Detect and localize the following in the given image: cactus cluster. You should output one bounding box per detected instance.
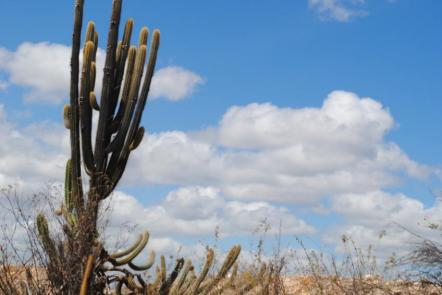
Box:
[35,0,162,292]
[33,0,277,293]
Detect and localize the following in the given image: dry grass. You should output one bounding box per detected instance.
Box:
[283,275,442,294]
[2,190,442,294]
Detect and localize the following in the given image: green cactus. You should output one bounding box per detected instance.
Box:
[36,214,56,257]
[36,1,259,293]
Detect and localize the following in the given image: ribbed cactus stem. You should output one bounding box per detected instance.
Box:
[229,262,238,286]
[107,30,160,190]
[92,31,98,60]
[110,232,144,259]
[161,255,167,283]
[64,159,73,211]
[94,0,122,172]
[170,259,192,295]
[52,0,162,292]
[79,40,96,175]
[116,41,123,64]
[139,27,148,46]
[85,21,95,43]
[129,127,144,151]
[89,91,99,111]
[111,231,149,266]
[63,104,71,129]
[200,245,241,294]
[181,267,196,292]
[188,248,214,295]
[90,62,96,92]
[128,250,155,271]
[105,44,146,153]
[150,266,163,292]
[36,214,58,262]
[159,258,184,295]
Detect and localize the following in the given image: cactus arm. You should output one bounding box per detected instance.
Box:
[135,274,147,291]
[69,0,85,213]
[128,250,155,271]
[80,255,94,295]
[169,259,192,295]
[113,29,160,185]
[161,255,167,283]
[200,245,241,294]
[79,40,96,175]
[93,31,99,61]
[229,262,238,286]
[89,91,99,111]
[94,0,122,172]
[110,232,143,259]
[188,248,214,295]
[180,267,197,294]
[108,18,134,125]
[109,46,137,135]
[111,19,134,114]
[36,214,57,258]
[105,44,146,154]
[111,20,136,130]
[159,258,185,295]
[84,21,95,43]
[126,29,160,144]
[150,266,163,292]
[63,104,71,129]
[90,62,96,94]
[64,159,73,211]
[128,127,144,151]
[138,27,148,46]
[111,231,149,266]
[105,30,159,194]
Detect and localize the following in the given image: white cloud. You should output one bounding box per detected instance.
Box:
[323,190,442,257]
[0,104,68,187]
[105,187,315,238]
[0,42,202,103]
[308,0,368,22]
[128,91,430,203]
[0,88,437,259]
[150,66,204,101]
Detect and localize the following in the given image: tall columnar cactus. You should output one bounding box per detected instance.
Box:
[35,0,256,293]
[37,0,160,292]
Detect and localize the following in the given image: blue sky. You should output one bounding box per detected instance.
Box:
[0,0,441,262]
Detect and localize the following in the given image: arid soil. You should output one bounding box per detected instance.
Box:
[4,268,442,294]
[283,276,442,295]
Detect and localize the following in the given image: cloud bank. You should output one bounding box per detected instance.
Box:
[0,42,203,103]
[0,89,438,258]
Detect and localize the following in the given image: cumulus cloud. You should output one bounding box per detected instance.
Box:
[105,187,315,239]
[0,42,203,103]
[150,66,204,101]
[308,0,368,22]
[128,91,430,203]
[323,190,442,257]
[0,88,437,257]
[0,104,68,187]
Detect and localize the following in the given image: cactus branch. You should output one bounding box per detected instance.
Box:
[94,0,122,172]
